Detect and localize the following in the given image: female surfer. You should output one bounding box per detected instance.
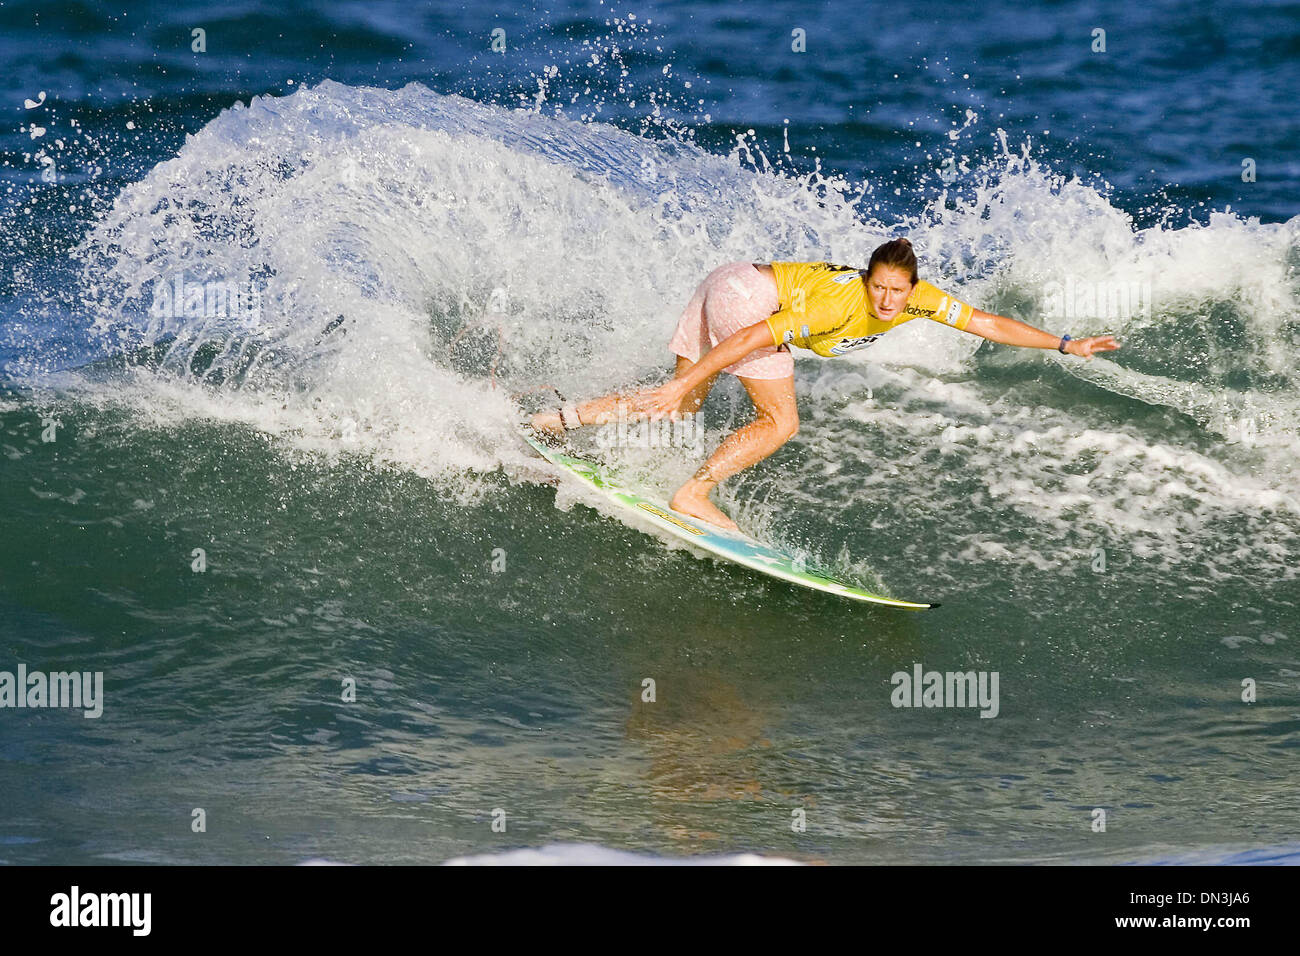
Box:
[531,238,1120,531]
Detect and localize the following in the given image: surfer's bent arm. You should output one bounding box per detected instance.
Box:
[674,322,774,391]
[963,309,1121,359]
[632,322,772,420]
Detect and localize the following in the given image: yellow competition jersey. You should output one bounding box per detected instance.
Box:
[764,261,976,357]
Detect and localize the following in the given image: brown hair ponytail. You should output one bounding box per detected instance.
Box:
[867,237,919,284]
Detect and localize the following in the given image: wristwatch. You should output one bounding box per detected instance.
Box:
[1058,334,1072,354]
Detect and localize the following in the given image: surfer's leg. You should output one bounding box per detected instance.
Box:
[530,357,713,436]
[532,270,724,436]
[669,373,798,530]
[531,378,671,435]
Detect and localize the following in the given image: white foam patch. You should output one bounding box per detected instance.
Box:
[783,356,1300,585]
[441,842,802,865]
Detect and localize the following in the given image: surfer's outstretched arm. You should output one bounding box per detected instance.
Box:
[963,309,1120,359]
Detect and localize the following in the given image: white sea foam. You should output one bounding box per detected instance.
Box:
[441,842,802,865]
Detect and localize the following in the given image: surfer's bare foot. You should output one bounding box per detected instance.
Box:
[530,410,565,438]
[670,480,738,531]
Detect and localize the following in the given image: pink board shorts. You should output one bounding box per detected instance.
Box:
[667,261,794,380]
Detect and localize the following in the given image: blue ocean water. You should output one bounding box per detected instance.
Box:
[0,0,1297,865]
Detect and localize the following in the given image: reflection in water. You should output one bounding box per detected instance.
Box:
[626,665,801,848]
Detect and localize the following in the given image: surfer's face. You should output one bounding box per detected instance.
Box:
[866,265,914,321]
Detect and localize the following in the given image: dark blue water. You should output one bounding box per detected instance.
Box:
[0,0,1297,864]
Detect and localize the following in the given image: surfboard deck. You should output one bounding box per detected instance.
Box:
[520,427,938,610]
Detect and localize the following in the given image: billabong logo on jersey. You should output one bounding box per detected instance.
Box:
[828,334,882,354]
[831,270,864,284]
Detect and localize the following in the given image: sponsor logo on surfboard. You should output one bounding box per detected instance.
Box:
[636,502,706,535]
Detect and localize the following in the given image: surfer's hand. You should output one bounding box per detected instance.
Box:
[1066,335,1120,360]
[631,379,690,421]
